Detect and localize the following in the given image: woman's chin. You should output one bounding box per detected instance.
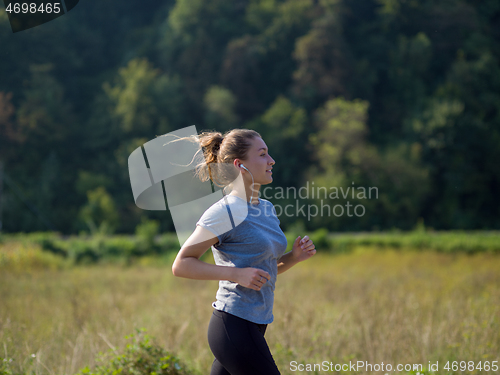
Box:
[256,174,273,185]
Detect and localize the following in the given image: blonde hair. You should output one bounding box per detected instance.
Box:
[166,129,261,187]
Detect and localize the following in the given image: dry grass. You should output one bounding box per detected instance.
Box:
[0,246,499,375]
[272,247,500,374]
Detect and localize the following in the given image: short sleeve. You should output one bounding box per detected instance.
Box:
[260,199,280,223]
[196,200,234,245]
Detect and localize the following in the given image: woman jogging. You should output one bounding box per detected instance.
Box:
[171,128,317,375]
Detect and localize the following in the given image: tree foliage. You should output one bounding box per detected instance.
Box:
[0,0,498,232]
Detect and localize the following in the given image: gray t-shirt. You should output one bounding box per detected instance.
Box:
[196,194,288,324]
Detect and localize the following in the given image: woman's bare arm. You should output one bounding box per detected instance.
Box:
[172,225,271,291]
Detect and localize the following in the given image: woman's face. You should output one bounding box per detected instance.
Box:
[238,137,275,186]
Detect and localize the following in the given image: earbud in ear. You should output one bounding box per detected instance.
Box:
[239,164,249,172]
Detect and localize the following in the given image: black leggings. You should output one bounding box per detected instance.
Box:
[207,309,281,375]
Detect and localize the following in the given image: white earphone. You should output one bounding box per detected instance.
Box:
[238,164,255,204]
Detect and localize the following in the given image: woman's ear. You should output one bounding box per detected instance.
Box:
[233,159,241,168]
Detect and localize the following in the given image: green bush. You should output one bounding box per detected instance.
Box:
[76,328,193,375]
[135,219,160,255]
[157,233,181,254]
[309,228,330,250]
[63,238,101,265]
[2,230,499,268]
[325,230,500,254]
[99,236,137,258]
[0,242,69,272]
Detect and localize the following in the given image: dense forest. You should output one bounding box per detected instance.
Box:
[0,0,499,234]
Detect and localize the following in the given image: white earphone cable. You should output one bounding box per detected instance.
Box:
[248,168,255,204]
[240,164,255,204]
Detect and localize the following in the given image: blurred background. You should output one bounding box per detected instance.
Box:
[1,2,500,375]
[1,0,499,235]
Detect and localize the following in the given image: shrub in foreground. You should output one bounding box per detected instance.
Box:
[76,328,193,375]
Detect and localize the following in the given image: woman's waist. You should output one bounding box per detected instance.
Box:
[216,282,276,305]
[215,258,278,276]
[212,299,274,324]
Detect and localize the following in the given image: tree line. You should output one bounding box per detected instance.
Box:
[0,0,499,233]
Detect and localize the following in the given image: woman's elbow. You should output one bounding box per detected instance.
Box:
[171,256,182,277]
[172,245,202,278]
[171,263,178,277]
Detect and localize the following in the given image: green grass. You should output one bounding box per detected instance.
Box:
[0,241,499,375]
[324,230,500,254]
[1,229,500,270]
[0,232,181,266]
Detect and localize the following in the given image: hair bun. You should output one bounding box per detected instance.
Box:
[211,134,223,153]
[198,132,224,164]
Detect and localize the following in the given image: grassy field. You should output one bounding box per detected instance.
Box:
[0,243,499,375]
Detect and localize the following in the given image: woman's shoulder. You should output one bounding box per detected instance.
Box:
[257,197,277,210]
[258,197,273,205]
[202,195,231,216]
[200,195,245,220]
[197,194,255,241]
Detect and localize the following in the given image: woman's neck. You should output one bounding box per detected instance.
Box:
[229,183,261,205]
